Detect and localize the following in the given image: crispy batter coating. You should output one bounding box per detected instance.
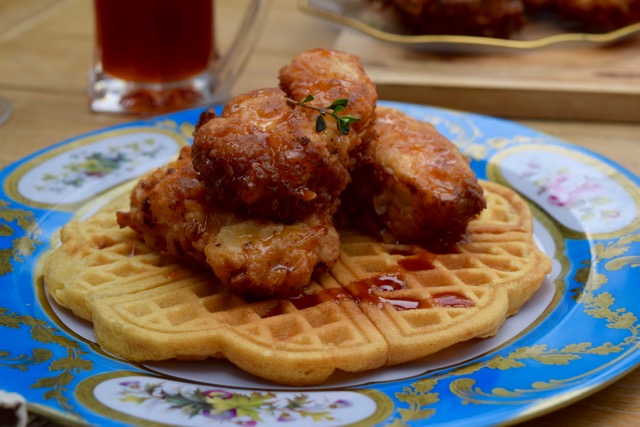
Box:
[338,107,486,246]
[117,146,213,265]
[205,214,340,299]
[117,146,340,298]
[522,0,556,13]
[389,0,527,38]
[191,87,351,222]
[279,48,378,154]
[192,48,377,223]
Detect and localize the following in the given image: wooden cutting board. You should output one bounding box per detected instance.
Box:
[334,30,640,122]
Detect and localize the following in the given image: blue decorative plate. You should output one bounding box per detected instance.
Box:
[1,102,638,427]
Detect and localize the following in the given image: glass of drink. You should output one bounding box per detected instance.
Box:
[89,0,269,115]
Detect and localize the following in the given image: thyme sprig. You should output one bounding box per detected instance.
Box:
[287,95,361,135]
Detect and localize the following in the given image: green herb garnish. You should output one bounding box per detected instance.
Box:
[288,95,361,135]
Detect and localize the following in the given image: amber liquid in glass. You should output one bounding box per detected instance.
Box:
[94,0,215,83]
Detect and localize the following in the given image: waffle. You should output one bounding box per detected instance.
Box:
[43,180,551,386]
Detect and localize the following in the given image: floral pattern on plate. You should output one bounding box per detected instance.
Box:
[3,121,191,210]
[76,374,390,427]
[489,144,640,238]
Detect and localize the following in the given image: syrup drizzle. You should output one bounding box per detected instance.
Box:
[264,273,430,317]
[345,274,428,311]
[397,251,436,271]
[262,244,474,318]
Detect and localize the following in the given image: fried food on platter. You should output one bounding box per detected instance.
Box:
[192,49,377,223]
[556,0,640,31]
[116,146,339,298]
[389,0,639,36]
[389,0,527,38]
[339,106,486,245]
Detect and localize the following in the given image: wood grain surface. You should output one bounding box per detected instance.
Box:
[0,1,638,426]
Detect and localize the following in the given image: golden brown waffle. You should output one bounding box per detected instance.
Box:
[43,180,551,386]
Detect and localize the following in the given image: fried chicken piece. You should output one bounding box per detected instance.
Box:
[205,214,339,299]
[195,107,217,130]
[338,107,486,246]
[191,87,351,222]
[522,0,556,13]
[117,146,213,265]
[120,49,376,296]
[389,0,527,38]
[279,48,378,166]
[117,146,340,298]
[556,0,640,31]
[192,49,377,223]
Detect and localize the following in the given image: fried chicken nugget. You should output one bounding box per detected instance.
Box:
[117,146,340,298]
[117,146,213,265]
[192,49,377,223]
[205,213,340,299]
[339,107,486,246]
[192,87,351,222]
[279,48,378,165]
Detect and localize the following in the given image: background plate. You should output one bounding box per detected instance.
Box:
[299,0,640,52]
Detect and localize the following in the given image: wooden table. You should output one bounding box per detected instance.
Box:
[0,1,638,426]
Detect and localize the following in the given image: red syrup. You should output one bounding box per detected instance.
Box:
[397,251,436,271]
[262,273,430,317]
[345,274,428,311]
[261,239,473,318]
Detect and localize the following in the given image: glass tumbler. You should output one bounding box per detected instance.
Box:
[89,0,269,115]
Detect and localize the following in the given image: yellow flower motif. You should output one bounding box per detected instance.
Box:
[465,144,488,161]
[180,122,195,139]
[487,137,509,149]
